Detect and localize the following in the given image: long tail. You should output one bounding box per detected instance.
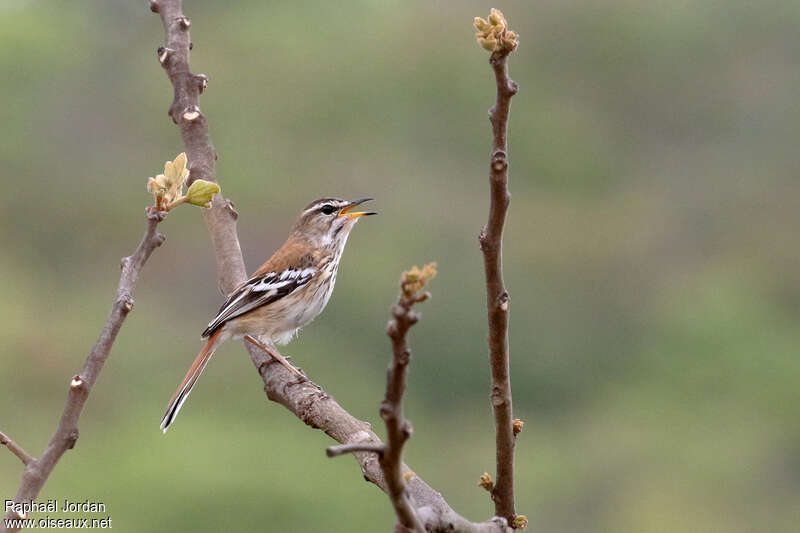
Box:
[160,330,223,433]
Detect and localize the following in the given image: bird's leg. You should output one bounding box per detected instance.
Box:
[244,335,306,381]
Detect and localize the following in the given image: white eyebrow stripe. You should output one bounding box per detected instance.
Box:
[301,201,347,216]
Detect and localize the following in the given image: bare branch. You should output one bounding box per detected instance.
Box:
[0,210,166,533]
[152,0,245,297]
[375,266,437,533]
[253,354,514,533]
[153,3,510,532]
[152,0,214,182]
[475,9,520,525]
[0,430,34,466]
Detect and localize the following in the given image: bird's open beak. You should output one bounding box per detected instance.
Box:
[339,197,377,218]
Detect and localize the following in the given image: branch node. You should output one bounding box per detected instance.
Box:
[146,207,168,221]
[65,429,79,450]
[507,80,519,96]
[182,105,202,122]
[194,73,209,93]
[391,304,404,320]
[119,295,135,313]
[512,419,524,437]
[176,16,191,30]
[156,46,173,66]
[379,401,393,421]
[478,227,488,247]
[490,385,505,407]
[70,375,85,391]
[224,198,239,219]
[148,0,159,13]
[491,150,508,172]
[497,291,509,312]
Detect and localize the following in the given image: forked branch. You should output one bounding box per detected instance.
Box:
[151,2,525,532]
[380,266,434,533]
[328,265,437,533]
[0,210,166,533]
[0,431,34,467]
[152,2,511,532]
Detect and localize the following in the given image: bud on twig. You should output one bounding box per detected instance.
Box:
[478,472,494,492]
[473,9,518,55]
[146,152,219,211]
[400,263,437,301]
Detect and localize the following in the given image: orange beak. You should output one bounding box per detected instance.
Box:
[338,198,377,218]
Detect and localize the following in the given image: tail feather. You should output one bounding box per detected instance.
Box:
[160,330,222,433]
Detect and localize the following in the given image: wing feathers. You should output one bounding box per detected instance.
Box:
[201,267,315,337]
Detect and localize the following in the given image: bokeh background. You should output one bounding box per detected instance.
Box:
[2,0,799,531]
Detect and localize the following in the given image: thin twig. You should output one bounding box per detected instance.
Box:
[255,358,508,533]
[151,0,245,296]
[477,43,519,524]
[153,2,510,532]
[379,272,433,533]
[0,430,34,466]
[329,270,433,532]
[0,210,166,533]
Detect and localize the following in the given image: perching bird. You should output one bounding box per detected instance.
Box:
[160,197,376,433]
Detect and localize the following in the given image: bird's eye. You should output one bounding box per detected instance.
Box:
[320,204,336,215]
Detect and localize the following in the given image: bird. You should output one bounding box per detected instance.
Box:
[159,197,376,433]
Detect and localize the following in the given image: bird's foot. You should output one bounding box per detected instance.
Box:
[244,335,306,381]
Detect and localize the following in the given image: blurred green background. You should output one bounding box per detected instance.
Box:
[2,0,799,531]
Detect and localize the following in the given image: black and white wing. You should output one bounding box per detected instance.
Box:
[201,267,316,337]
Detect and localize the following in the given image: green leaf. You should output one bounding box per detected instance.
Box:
[185,179,220,207]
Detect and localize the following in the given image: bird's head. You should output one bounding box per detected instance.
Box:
[292,197,376,249]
